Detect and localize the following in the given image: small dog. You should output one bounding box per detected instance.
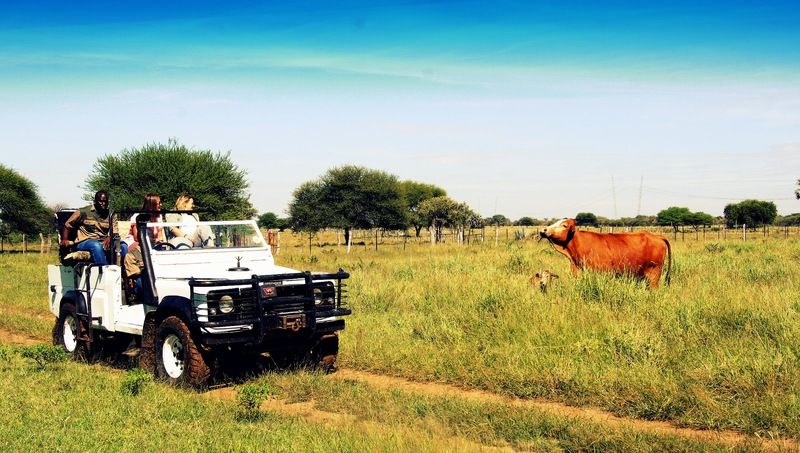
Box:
[530,270,559,293]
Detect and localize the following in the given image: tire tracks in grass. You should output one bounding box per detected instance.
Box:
[1,328,795,451]
[332,369,797,451]
[205,387,516,452]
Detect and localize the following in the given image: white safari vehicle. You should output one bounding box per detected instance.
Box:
[49,211,350,386]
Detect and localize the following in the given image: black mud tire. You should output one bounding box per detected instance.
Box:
[270,333,339,373]
[154,316,211,387]
[138,317,157,373]
[314,333,339,373]
[52,303,91,361]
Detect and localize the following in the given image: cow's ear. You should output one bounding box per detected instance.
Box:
[566,218,576,230]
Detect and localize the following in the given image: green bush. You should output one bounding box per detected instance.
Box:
[236,383,272,421]
[18,345,68,370]
[121,368,152,396]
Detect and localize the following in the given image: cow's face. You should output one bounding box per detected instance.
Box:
[539,218,576,243]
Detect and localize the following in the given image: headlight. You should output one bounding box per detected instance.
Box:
[313,287,322,305]
[219,295,234,314]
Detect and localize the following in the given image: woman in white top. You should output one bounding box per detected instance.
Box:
[166,194,214,248]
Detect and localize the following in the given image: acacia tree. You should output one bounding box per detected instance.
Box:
[398,180,446,237]
[575,212,598,227]
[288,166,407,246]
[656,206,693,232]
[0,164,51,236]
[257,212,280,229]
[418,196,479,243]
[796,178,799,200]
[723,200,777,228]
[85,140,256,219]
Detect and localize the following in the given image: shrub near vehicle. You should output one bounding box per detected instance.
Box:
[49,212,351,387]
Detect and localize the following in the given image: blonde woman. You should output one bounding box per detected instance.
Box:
[166,194,214,248]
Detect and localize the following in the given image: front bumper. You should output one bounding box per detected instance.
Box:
[188,270,351,348]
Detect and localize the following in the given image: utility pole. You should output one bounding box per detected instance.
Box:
[611,176,618,219]
[636,176,643,217]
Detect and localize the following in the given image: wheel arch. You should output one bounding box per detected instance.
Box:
[60,290,87,314]
[154,296,194,324]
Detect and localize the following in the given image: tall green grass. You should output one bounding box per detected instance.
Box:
[281,237,800,438]
[2,234,799,439]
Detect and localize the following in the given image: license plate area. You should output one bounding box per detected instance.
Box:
[279,314,306,332]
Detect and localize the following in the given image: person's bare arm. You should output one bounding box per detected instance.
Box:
[60,210,81,247]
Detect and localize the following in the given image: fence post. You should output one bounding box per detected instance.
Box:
[375,229,378,251]
[23,234,26,254]
[742,224,746,241]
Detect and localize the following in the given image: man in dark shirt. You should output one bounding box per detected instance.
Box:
[61,190,127,265]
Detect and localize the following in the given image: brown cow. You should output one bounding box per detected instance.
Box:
[530,270,559,293]
[538,218,672,288]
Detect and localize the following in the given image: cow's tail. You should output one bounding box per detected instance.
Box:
[663,238,672,286]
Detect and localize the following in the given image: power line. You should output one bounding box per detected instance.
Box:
[643,186,796,201]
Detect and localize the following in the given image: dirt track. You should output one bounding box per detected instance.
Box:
[2,328,796,451]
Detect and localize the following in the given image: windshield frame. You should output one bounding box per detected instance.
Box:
[143,219,269,253]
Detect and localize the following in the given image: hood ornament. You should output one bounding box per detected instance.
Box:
[228,256,250,272]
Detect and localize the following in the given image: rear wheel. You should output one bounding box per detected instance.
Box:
[154,316,210,387]
[52,303,91,360]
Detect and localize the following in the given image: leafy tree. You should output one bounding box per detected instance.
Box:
[0,164,51,235]
[625,215,657,227]
[776,213,800,226]
[487,214,510,226]
[656,207,693,232]
[685,211,715,230]
[288,166,407,243]
[516,216,537,226]
[398,181,446,237]
[575,212,598,227]
[796,178,799,200]
[257,212,279,229]
[418,196,479,243]
[723,200,778,228]
[85,140,256,220]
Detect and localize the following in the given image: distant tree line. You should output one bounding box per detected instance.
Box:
[287,165,476,244]
[1,151,797,240]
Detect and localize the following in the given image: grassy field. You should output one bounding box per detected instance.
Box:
[1,230,798,450]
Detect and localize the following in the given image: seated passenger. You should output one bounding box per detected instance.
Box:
[123,193,165,248]
[123,194,165,298]
[61,190,128,265]
[165,194,214,248]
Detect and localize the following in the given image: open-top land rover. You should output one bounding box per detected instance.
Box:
[49,212,351,386]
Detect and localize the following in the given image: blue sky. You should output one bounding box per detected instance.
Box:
[1,0,799,219]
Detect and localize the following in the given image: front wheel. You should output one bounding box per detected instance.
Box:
[154,316,210,387]
[270,333,339,373]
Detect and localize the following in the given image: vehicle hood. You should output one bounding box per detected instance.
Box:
[154,257,303,282]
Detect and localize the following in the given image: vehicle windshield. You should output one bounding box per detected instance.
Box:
[146,220,266,251]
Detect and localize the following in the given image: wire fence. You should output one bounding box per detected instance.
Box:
[270,224,800,254]
[1,224,797,255]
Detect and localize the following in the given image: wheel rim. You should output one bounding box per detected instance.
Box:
[161,334,185,379]
[62,316,77,352]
